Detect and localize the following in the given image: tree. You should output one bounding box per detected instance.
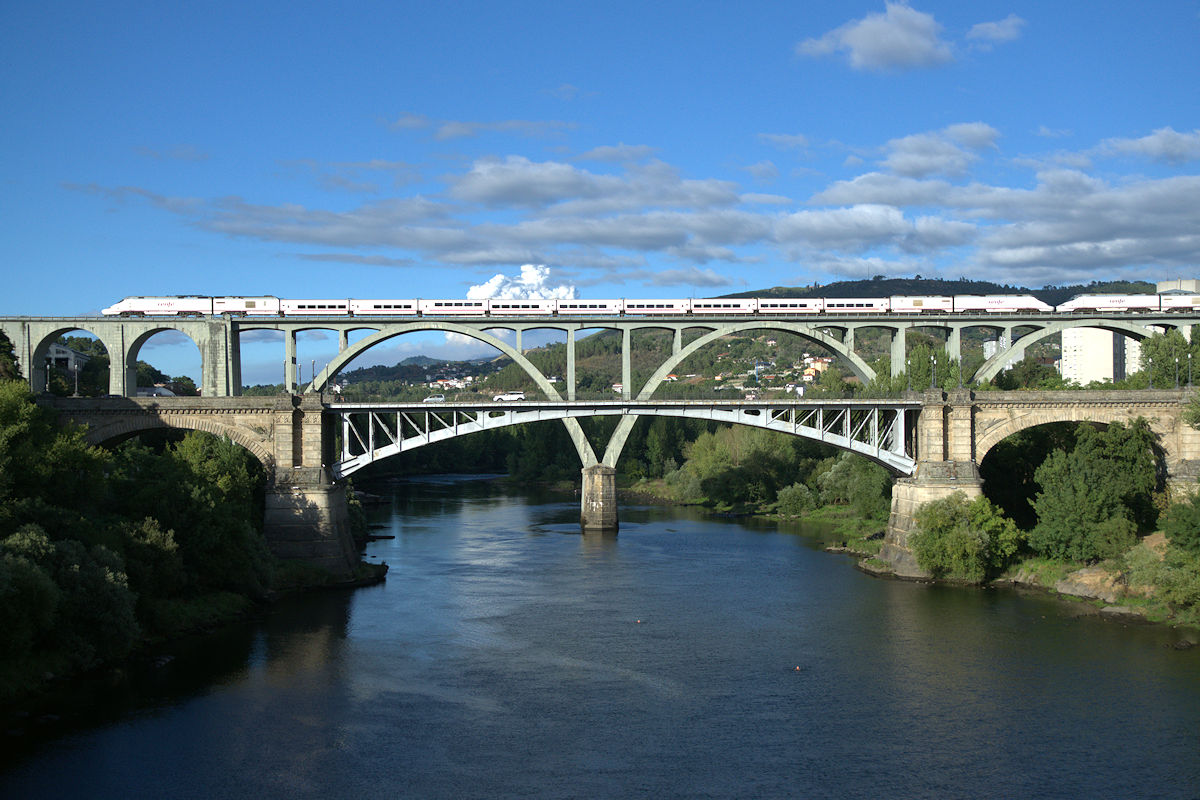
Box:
[911,492,1024,583]
[0,333,18,381]
[1029,419,1158,561]
[1138,328,1200,389]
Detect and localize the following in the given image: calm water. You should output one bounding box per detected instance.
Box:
[3,476,1199,799]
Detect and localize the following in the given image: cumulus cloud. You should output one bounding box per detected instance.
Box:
[880,123,998,177]
[79,121,1200,292]
[797,2,953,71]
[966,14,1025,44]
[1099,127,1200,164]
[578,143,657,162]
[467,264,578,299]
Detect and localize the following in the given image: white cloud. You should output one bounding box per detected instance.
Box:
[758,133,809,150]
[966,14,1025,44]
[797,2,953,71]
[1100,127,1200,164]
[578,143,657,162]
[744,161,780,180]
[467,264,578,300]
[881,123,998,177]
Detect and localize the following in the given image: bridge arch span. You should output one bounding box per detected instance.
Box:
[311,321,600,466]
[333,400,915,478]
[79,413,277,473]
[974,404,1177,468]
[599,321,874,466]
[974,319,1169,383]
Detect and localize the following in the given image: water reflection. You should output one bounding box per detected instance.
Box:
[3,478,1199,799]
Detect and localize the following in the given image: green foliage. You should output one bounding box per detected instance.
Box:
[816,453,893,521]
[1161,489,1200,555]
[992,356,1072,390]
[0,381,287,698]
[1029,419,1158,561]
[774,482,816,516]
[911,493,1024,583]
[1138,328,1200,389]
[0,332,18,381]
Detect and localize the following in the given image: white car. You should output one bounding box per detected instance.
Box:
[492,391,525,401]
[422,394,445,403]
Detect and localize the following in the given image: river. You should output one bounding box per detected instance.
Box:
[2,476,1199,798]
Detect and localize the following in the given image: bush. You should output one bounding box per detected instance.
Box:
[911,493,1024,583]
[775,482,816,516]
[1162,489,1200,555]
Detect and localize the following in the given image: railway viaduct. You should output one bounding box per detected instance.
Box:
[5,311,1200,578]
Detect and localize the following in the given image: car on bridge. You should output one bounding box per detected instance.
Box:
[492,391,525,401]
[422,394,445,403]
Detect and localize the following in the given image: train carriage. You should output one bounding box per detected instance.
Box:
[556,300,623,315]
[823,298,890,314]
[954,295,1054,313]
[348,299,420,316]
[1159,294,1200,312]
[418,299,489,316]
[488,299,558,316]
[622,299,691,315]
[691,299,757,314]
[280,299,350,315]
[756,299,823,314]
[891,296,954,314]
[211,296,281,316]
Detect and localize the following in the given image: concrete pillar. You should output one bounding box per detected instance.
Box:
[285,330,297,394]
[844,326,855,353]
[580,464,619,533]
[621,328,632,401]
[947,325,962,364]
[673,327,682,356]
[567,328,577,401]
[890,326,907,378]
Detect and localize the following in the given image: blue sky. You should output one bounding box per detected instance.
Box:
[3,1,1199,382]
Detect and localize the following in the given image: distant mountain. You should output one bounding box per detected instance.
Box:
[725,277,1157,306]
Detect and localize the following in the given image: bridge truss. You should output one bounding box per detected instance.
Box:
[330,399,921,478]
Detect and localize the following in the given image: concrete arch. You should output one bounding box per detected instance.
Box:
[599,321,875,466]
[310,321,600,466]
[974,319,1166,383]
[80,414,276,473]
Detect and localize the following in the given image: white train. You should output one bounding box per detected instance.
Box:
[99,293,1200,318]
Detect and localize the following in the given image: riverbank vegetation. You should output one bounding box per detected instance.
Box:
[0,379,365,704]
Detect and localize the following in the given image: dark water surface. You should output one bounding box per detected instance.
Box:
[3,476,1199,799]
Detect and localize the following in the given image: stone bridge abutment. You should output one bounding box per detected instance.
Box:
[881,389,1200,577]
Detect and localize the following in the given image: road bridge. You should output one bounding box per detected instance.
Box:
[34,388,1200,580]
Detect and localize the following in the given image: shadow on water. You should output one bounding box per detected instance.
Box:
[4,477,1200,798]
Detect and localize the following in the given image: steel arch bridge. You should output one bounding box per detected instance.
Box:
[330,398,921,478]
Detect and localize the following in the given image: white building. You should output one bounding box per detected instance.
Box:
[1060,327,1142,385]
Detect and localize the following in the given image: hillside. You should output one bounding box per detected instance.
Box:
[725,277,1156,306]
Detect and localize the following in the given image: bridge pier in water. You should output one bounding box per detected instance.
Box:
[580,464,619,533]
[264,468,360,579]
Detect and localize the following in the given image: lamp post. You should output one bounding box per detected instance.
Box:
[72,363,79,397]
[906,357,912,392]
[931,353,937,390]
[1189,352,1193,388]
[1176,356,1180,389]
